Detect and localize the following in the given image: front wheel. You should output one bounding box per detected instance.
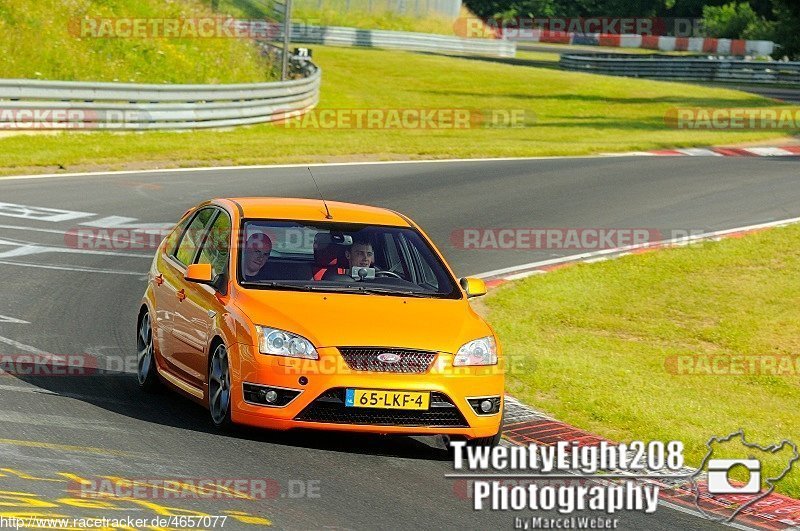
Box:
[137,312,160,391]
[208,343,232,430]
[466,429,502,448]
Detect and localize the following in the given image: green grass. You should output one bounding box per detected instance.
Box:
[485,224,800,497]
[220,0,463,35]
[0,44,793,175]
[0,0,272,83]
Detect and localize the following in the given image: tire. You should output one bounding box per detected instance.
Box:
[466,429,502,448]
[208,343,232,430]
[136,311,160,392]
[448,411,504,451]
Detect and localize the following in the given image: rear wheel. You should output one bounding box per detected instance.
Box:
[209,343,232,430]
[137,312,159,391]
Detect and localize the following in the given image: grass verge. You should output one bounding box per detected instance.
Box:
[0,0,272,83]
[0,45,793,175]
[485,224,800,497]
[220,0,466,35]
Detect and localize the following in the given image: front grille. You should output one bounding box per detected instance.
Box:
[294,388,469,427]
[338,347,437,374]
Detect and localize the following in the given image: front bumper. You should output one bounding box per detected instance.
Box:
[231,344,504,438]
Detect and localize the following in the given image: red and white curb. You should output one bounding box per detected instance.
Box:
[611,146,800,158]
[481,218,800,528]
[499,397,800,530]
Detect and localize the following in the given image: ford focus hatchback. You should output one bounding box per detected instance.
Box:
[138,198,504,446]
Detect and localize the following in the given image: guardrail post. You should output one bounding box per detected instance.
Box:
[281,0,294,81]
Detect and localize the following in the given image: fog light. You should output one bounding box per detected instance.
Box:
[243,383,301,407]
[467,396,501,415]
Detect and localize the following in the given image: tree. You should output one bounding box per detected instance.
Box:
[771,0,800,59]
[701,2,760,38]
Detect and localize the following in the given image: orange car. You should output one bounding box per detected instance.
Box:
[138,198,504,446]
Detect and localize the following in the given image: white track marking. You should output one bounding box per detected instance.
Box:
[80,216,174,232]
[0,224,70,235]
[0,147,797,182]
[0,315,29,324]
[744,147,794,156]
[0,154,662,182]
[0,202,94,222]
[0,335,51,356]
[0,237,152,258]
[0,259,145,276]
[676,148,723,156]
[475,216,800,279]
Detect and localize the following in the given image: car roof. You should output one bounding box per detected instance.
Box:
[221,197,412,227]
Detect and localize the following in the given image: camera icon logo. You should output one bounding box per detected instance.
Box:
[707,459,761,494]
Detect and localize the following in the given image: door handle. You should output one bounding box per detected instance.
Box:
[154,274,164,286]
[177,289,186,302]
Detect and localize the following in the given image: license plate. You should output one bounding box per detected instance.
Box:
[345,389,430,410]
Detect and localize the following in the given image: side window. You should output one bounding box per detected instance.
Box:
[196,211,231,278]
[163,214,192,256]
[174,208,216,266]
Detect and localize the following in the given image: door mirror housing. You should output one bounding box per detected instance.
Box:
[460,277,487,298]
[185,263,214,284]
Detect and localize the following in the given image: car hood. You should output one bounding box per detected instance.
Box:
[233,288,491,353]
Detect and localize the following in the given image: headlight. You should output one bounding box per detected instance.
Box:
[256,326,319,360]
[453,336,497,366]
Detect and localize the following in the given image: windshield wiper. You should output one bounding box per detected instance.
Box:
[242,281,434,297]
[349,286,433,297]
[240,281,318,292]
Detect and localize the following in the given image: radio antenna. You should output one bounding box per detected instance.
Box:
[308,167,333,219]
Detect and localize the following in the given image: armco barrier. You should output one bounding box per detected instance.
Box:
[506,29,773,56]
[289,23,515,57]
[559,54,800,84]
[0,65,320,130]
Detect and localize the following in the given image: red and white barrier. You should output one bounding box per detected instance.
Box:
[505,29,774,56]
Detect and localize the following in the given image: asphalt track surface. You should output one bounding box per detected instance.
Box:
[1,155,799,530]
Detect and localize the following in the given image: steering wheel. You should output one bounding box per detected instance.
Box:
[375,270,403,279]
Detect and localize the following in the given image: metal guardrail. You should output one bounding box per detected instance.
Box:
[559,54,800,85]
[290,24,516,57]
[0,64,321,130]
[0,21,513,131]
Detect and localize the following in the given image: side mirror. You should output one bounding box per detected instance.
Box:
[185,263,214,284]
[460,277,487,298]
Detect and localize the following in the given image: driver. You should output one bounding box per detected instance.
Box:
[242,232,272,281]
[344,238,374,269]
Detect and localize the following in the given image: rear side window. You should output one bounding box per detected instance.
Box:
[163,213,193,256]
[173,208,217,266]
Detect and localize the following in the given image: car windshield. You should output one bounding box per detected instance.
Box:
[237,220,460,298]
